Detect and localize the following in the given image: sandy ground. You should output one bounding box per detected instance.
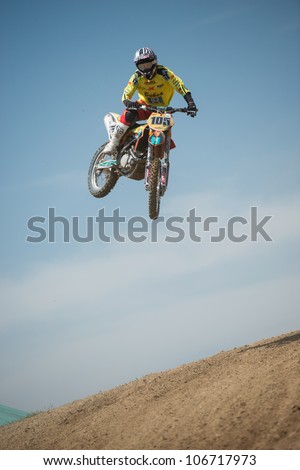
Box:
[0,330,299,450]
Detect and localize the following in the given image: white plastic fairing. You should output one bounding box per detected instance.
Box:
[120,153,131,168]
[104,113,121,140]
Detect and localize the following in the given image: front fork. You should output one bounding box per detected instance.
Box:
[145,130,171,196]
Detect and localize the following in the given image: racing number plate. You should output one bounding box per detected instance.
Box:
[147,112,174,131]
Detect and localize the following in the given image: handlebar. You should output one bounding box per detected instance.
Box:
[126,104,198,118]
[127,104,198,115]
[127,105,191,114]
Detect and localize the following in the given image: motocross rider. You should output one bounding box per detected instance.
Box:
[103,47,198,155]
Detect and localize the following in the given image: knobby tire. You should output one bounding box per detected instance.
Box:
[148,158,161,220]
[88,144,119,198]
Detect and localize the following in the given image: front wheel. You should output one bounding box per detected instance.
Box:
[148,158,161,220]
[88,144,119,198]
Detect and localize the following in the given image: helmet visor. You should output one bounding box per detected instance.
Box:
[137,59,157,72]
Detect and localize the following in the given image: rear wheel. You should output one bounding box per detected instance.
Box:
[148,158,161,220]
[88,144,119,198]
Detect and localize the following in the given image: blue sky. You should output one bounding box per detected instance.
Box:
[0,0,299,412]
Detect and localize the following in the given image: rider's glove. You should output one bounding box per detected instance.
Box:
[184,92,198,117]
[123,100,141,110]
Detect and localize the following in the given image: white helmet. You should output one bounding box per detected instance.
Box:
[134,47,157,79]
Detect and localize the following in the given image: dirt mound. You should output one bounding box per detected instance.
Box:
[1,330,299,450]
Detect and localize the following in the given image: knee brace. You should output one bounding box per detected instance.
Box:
[122,109,138,126]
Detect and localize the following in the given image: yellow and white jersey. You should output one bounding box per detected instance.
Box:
[122,65,190,107]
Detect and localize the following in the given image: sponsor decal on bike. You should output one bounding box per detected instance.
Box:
[97,160,117,168]
[149,133,164,145]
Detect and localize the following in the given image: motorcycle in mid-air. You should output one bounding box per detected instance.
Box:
[88,105,190,220]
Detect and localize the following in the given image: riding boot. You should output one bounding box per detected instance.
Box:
[103,122,129,155]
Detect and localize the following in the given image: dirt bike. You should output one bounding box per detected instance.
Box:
[88,105,189,220]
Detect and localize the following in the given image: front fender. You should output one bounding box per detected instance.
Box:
[149,130,165,146]
[148,131,165,159]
